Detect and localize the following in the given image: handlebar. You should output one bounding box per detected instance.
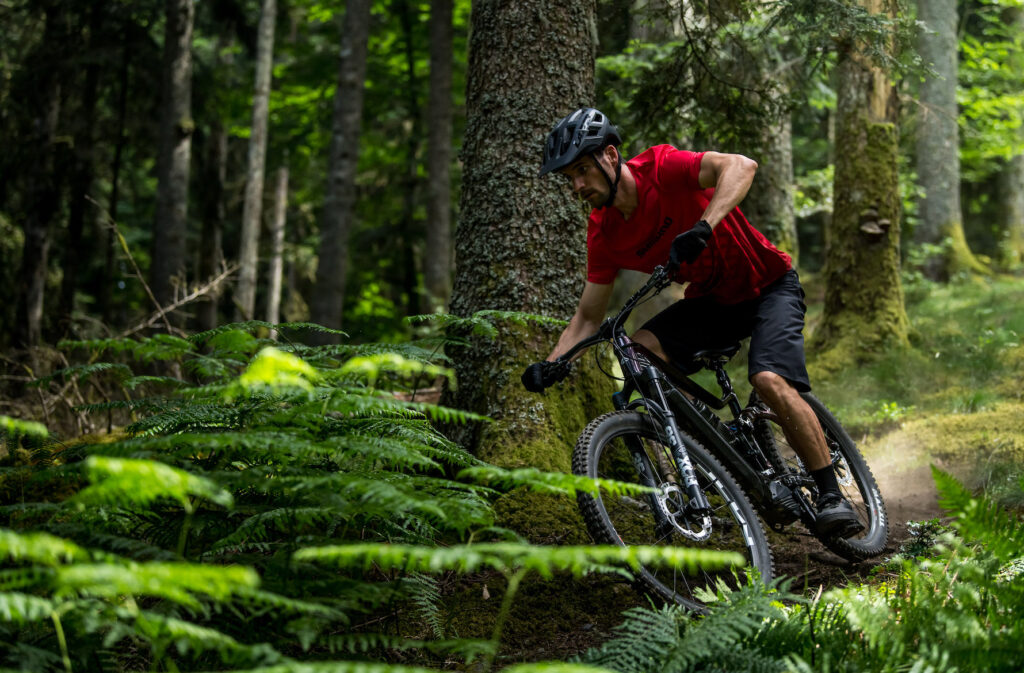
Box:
[553,264,675,365]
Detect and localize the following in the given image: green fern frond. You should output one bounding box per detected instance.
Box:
[502,664,619,673]
[322,633,494,661]
[188,662,447,673]
[933,466,1024,563]
[59,334,196,363]
[125,402,241,436]
[577,605,683,673]
[132,610,285,666]
[209,508,340,550]
[296,543,742,579]
[0,592,56,623]
[457,466,656,498]
[32,362,134,388]
[72,456,234,511]
[0,416,49,440]
[57,561,259,607]
[404,572,443,639]
[333,353,453,389]
[124,375,189,390]
[0,529,92,565]
[407,310,568,340]
[0,567,55,591]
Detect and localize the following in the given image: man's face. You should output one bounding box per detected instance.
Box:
[559,150,613,207]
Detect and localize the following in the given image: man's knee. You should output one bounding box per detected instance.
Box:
[751,370,795,399]
[631,329,668,361]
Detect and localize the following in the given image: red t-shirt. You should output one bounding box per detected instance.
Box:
[587,145,791,304]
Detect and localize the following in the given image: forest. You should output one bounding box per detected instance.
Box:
[2,0,1024,671]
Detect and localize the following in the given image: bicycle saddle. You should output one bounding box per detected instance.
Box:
[692,343,741,363]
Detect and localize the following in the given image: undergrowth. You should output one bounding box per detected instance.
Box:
[0,318,736,672]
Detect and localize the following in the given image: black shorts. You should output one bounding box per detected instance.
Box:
[639,269,811,392]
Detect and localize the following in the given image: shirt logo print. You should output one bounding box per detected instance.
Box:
[637,217,673,257]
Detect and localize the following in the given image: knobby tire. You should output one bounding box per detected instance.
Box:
[573,410,773,611]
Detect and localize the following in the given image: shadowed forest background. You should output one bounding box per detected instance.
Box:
[2,0,1024,671]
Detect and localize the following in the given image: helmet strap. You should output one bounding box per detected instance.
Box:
[593,148,622,209]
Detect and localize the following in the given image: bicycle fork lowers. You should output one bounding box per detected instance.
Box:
[611,334,714,542]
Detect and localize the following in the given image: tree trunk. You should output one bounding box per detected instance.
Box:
[195,121,227,332]
[445,0,613,541]
[309,0,371,341]
[235,0,277,321]
[812,0,908,371]
[398,0,421,319]
[15,5,65,349]
[266,164,289,337]
[998,154,1024,269]
[745,110,798,262]
[98,29,132,325]
[996,7,1024,269]
[59,4,102,333]
[151,0,195,315]
[914,0,987,280]
[424,0,453,311]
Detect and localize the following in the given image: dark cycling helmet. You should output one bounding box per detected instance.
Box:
[538,107,622,177]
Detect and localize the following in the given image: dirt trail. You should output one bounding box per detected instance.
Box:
[772,429,947,589]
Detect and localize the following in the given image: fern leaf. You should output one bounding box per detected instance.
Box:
[457,466,656,498]
[0,416,49,440]
[0,529,91,565]
[295,543,743,579]
[933,466,1024,563]
[132,610,285,666]
[57,561,258,607]
[0,592,55,623]
[72,456,233,511]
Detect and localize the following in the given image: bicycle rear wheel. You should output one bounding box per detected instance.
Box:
[752,392,889,560]
[573,410,773,611]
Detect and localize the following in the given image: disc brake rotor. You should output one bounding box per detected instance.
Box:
[656,483,712,542]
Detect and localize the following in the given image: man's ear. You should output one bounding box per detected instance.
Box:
[598,144,618,167]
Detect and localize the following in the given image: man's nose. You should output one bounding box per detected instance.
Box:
[572,175,586,193]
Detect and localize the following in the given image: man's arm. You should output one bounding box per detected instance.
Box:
[547,281,614,361]
[697,151,758,228]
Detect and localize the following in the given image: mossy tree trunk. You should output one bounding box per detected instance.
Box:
[996,7,1024,270]
[446,0,613,542]
[914,0,988,280]
[811,0,909,371]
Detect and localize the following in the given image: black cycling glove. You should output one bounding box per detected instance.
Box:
[668,220,713,267]
[521,360,571,393]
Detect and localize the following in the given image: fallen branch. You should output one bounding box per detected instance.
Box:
[119,264,238,339]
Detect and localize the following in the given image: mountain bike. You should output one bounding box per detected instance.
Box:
[532,264,888,611]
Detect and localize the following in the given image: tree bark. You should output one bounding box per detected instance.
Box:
[266,164,289,337]
[812,0,909,370]
[309,0,371,341]
[15,4,65,349]
[996,7,1024,269]
[59,4,102,333]
[151,0,195,315]
[235,0,277,321]
[745,109,798,262]
[445,0,614,542]
[195,122,228,333]
[424,0,453,310]
[914,0,987,280]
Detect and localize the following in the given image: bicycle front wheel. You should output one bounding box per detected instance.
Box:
[573,410,773,611]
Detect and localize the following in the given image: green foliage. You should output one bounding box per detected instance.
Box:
[576,470,1024,673]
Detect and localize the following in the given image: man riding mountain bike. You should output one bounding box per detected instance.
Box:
[522,107,862,538]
